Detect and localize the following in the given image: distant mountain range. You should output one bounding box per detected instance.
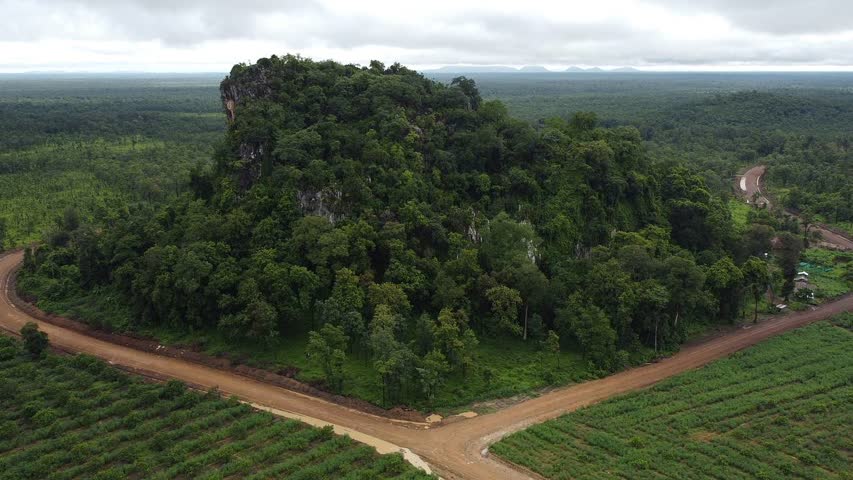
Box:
[426,65,518,73]
[518,65,550,72]
[424,65,642,73]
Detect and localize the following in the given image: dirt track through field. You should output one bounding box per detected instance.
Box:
[2,251,851,479]
[741,165,853,250]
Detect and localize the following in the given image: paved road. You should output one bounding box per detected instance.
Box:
[741,165,852,250]
[2,251,851,479]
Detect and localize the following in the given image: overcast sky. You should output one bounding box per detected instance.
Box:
[2,0,853,72]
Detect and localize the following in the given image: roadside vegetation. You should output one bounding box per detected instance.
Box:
[491,317,853,479]
[0,332,433,480]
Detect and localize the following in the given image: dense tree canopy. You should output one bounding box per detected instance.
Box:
[23,56,757,402]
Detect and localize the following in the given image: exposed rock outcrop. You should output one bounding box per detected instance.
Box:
[237,142,265,191]
[220,65,273,124]
[220,63,276,192]
[297,188,343,224]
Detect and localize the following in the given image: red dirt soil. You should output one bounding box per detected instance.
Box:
[2,250,851,479]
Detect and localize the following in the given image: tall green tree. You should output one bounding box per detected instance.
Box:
[706,257,745,323]
[20,322,48,359]
[742,257,769,323]
[319,267,366,349]
[662,255,707,337]
[775,232,804,298]
[544,330,561,369]
[417,349,450,404]
[558,299,616,371]
[218,278,278,340]
[486,285,522,337]
[306,324,349,392]
[742,223,774,260]
[369,304,418,404]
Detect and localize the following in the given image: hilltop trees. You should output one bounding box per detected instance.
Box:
[21,55,754,403]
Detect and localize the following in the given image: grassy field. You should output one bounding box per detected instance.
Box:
[728,199,751,230]
[0,336,433,480]
[800,248,852,301]
[491,317,853,479]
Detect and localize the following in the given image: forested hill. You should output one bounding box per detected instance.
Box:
[24,56,752,405]
[213,56,665,247]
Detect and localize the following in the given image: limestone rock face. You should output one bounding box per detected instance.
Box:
[219,63,275,193]
[297,188,343,224]
[236,142,265,191]
[218,60,345,220]
[220,66,272,124]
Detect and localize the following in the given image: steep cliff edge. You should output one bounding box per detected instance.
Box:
[219,62,276,190]
[220,62,273,124]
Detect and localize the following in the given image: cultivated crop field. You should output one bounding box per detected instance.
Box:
[0,337,432,480]
[491,319,853,479]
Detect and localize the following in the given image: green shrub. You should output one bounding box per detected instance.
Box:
[628,436,645,448]
[159,380,186,400]
[0,420,18,437]
[20,322,48,358]
[64,394,86,414]
[22,400,44,419]
[93,466,127,480]
[32,408,58,427]
[0,379,17,400]
[0,346,17,361]
[71,353,106,373]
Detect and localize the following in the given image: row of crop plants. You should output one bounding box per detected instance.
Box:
[491,321,852,479]
[0,336,433,480]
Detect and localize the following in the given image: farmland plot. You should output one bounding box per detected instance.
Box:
[492,320,853,479]
[0,337,433,480]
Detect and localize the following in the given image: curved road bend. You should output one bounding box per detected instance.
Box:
[741,165,853,250]
[2,250,852,479]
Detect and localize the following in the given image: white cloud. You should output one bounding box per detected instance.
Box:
[647,0,853,34]
[1,0,852,72]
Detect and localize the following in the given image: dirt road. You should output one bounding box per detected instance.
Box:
[1,251,851,479]
[740,165,771,207]
[740,165,853,250]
